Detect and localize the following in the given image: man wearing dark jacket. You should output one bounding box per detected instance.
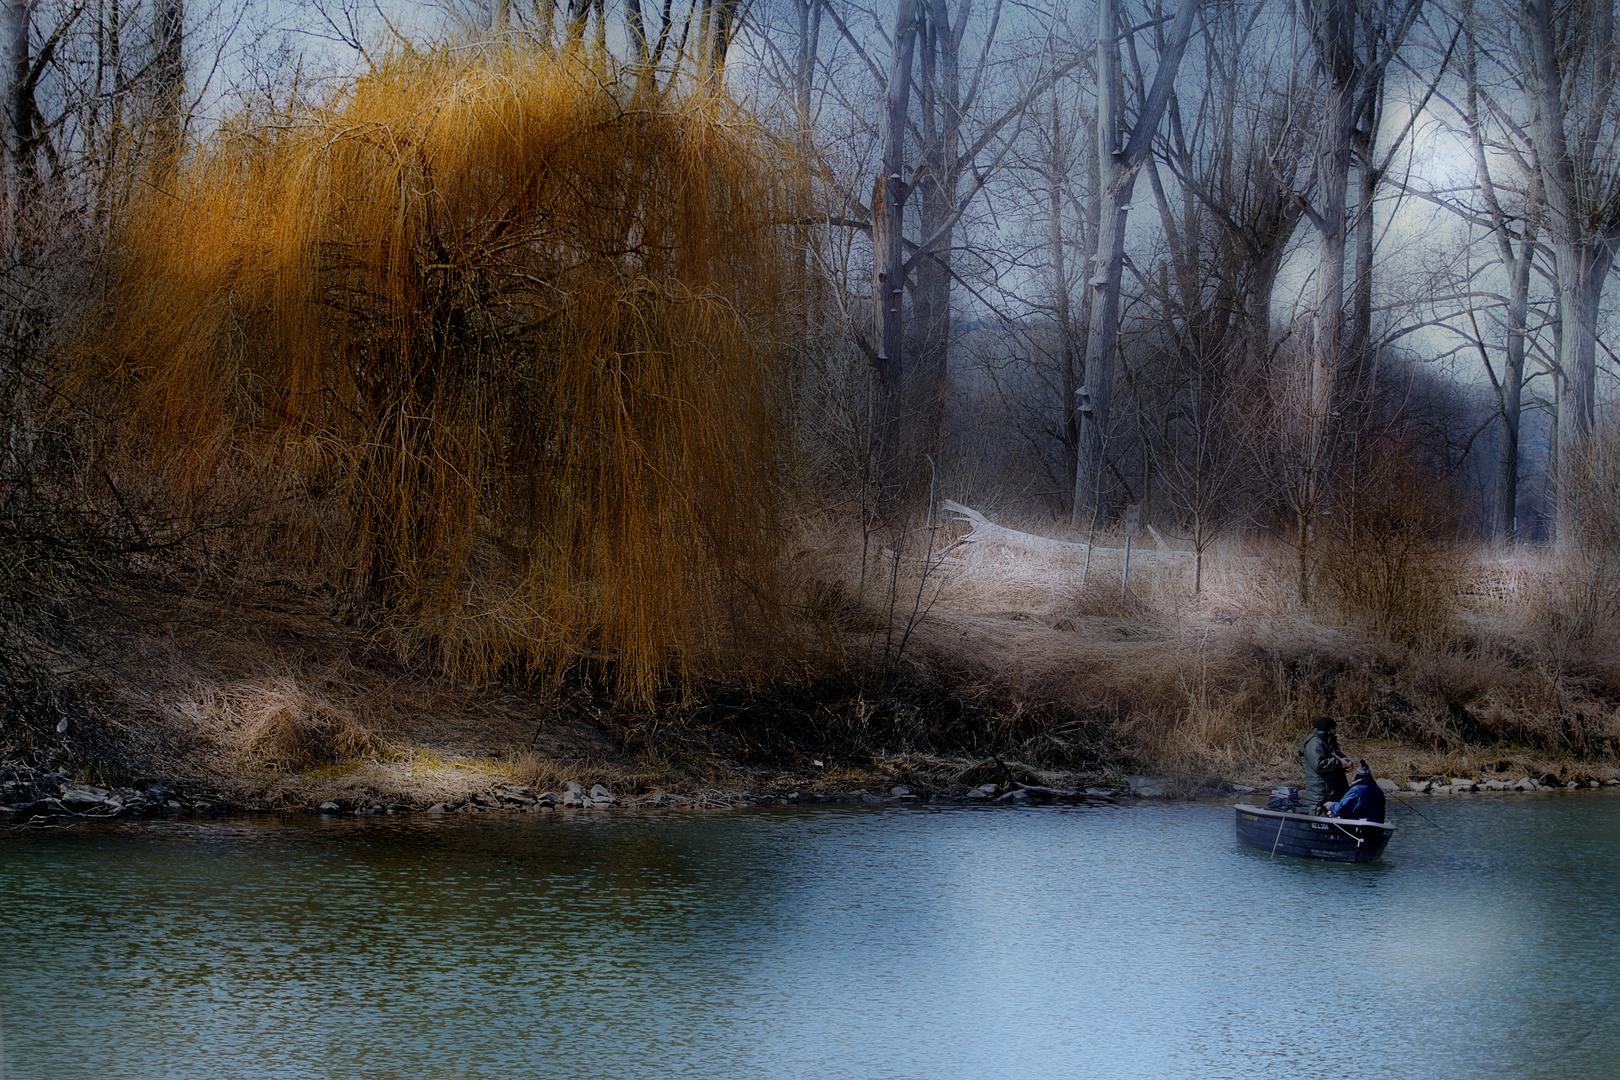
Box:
[1299,716,1353,806]
[1329,763,1386,823]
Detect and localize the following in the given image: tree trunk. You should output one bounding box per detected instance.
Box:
[1072,0,1200,529]
[788,0,821,324]
[564,0,590,52]
[153,0,183,163]
[1495,240,1532,541]
[910,0,956,464]
[1463,22,1534,543]
[92,0,128,231]
[870,0,919,518]
[1047,107,1080,503]
[1289,0,1360,603]
[626,0,647,65]
[1522,0,1620,546]
[1347,106,1377,406]
[4,0,34,230]
[1549,238,1619,538]
[703,0,739,84]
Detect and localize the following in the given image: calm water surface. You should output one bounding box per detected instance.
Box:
[4,793,1619,1079]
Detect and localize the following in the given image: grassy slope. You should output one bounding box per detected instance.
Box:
[12,511,1617,811]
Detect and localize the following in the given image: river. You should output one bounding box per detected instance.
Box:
[4,792,1618,1079]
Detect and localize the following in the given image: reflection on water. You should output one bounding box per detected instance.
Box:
[4,794,1620,1079]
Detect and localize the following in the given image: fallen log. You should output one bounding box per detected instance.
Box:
[941,500,1091,556]
[941,500,1191,564]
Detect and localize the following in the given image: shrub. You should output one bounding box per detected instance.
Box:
[1321,435,1459,643]
[231,677,379,770]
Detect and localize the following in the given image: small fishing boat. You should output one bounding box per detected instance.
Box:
[1234,792,1395,863]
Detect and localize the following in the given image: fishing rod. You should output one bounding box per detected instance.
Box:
[1386,789,1445,829]
[1345,752,1446,830]
[1336,753,1446,830]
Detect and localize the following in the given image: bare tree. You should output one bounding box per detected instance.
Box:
[963,63,1098,509]
[806,0,1079,511]
[1458,14,1542,542]
[1130,0,1319,587]
[1379,3,1556,542]
[1071,0,1199,528]
[869,0,920,515]
[1518,0,1620,544]
[1263,0,1423,601]
[1150,336,1255,593]
[1028,73,1095,500]
[151,0,183,162]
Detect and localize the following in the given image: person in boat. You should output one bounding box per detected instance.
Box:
[1328,762,1386,823]
[1299,716,1353,808]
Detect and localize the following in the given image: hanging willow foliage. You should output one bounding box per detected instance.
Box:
[83,50,797,700]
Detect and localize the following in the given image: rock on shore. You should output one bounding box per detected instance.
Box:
[0,764,222,820]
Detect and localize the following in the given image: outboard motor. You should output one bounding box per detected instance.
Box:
[1267,785,1303,811]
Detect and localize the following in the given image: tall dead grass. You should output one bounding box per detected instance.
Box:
[78,48,799,701]
[228,676,382,771]
[156,671,383,771]
[801,500,1619,775]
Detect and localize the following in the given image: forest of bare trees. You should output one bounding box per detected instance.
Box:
[730,0,1617,563]
[2,0,1618,734]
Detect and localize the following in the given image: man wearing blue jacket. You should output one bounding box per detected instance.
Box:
[1330,763,1386,823]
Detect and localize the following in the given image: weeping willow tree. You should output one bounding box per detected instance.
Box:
[82,49,797,701]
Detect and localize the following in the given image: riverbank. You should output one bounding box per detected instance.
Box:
[3,521,1617,816]
[7,753,1620,823]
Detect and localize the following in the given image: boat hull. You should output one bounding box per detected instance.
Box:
[1234,804,1394,863]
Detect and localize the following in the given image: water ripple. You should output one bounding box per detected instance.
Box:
[3,796,1618,1078]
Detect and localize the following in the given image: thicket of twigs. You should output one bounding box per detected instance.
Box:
[0,178,187,764]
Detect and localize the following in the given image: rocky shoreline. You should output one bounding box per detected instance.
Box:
[0,764,232,821]
[6,760,1620,823]
[1,769,1135,821]
[1232,771,1620,800]
[1390,773,1620,793]
[395,777,1136,814]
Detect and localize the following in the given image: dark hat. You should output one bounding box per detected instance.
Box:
[1354,761,1373,779]
[1314,716,1337,731]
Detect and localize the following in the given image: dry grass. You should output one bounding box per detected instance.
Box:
[20,507,1615,807]
[790,502,1620,784]
[227,675,382,770]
